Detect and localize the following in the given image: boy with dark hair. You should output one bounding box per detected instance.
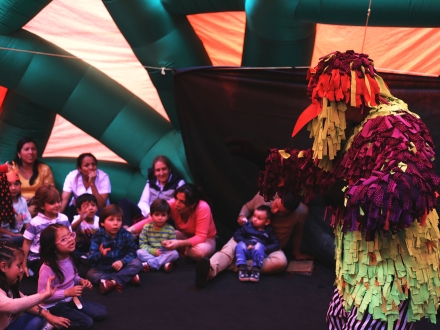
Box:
[86,204,143,294]
[71,193,99,257]
[136,198,179,273]
[233,205,280,282]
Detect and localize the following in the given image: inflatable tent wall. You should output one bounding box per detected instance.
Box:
[1,1,440,261]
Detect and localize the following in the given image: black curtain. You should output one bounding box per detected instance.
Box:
[174,67,440,264]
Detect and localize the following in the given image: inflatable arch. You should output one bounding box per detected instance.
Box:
[1,0,440,203]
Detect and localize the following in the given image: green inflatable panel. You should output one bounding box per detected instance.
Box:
[0,29,193,202]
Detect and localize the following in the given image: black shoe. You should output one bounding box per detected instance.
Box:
[249,268,260,282]
[195,257,211,288]
[238,269,250,282]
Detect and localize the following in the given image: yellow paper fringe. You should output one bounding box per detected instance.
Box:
[334,210,440,329]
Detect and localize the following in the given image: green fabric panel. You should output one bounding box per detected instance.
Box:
[161,0,245,15]
[294,0,440,27]
[103,0,211,129]
[0,91,55,162]
[0,0,51,35]
[242,0,316,67]
[100,96,173,166]
[0,30,88,109]
[242,24,316,67]
[138,130,193,183]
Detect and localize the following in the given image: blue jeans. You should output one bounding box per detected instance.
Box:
[235,241,265,268]
[137,249,179,270]
[6,312,46,330]
[86,258,143,285]
[48,297,108,330]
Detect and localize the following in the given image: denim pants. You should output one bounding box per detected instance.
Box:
[48,297,108,330]
[86,258,143,285]
[136,248,179,270]
[6,312,46,330]
[235,241,265,268]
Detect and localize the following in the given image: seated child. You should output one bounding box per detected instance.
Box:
[38,224,108,329]
[233,205,280,282]
[71,193,100,258]
[0,168,31,246]
[22,185,72,278]
[136,198,179,273]
[8,169,32,234]
[0,163,16,244]
[0,241,68,330]
[86,204,143,294]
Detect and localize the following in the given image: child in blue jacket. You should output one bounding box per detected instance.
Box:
[233,205,280,282]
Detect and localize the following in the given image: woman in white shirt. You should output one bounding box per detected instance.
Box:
[119,155,185,226]
[60,153,111,220]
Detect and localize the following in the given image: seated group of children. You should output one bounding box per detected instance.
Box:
[0,163,282,330]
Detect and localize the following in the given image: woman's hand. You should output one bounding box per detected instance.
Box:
[64,285,84,297]
[79,278,93,289]
[162,240,180,250]
[41,276,56,300]
[155,249,163,256]
[88,170,97,185]
[237,216,248,226]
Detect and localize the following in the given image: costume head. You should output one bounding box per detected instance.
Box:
[292,50,394,170]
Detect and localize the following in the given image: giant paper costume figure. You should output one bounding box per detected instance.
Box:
[258,51,440,328]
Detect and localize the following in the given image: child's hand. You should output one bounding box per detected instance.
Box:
[155,249,162,256]
[41,276,56,300]
[99,243,111,257]
[79,278,93,289]
[65,285,84,297]
[247,245,254,250]
[46,313,71,329]
[112,260,123,271]
[78,203,90,221]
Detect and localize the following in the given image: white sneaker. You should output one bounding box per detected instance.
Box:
[42,322,54,330]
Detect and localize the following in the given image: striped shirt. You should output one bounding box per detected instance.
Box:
[139,222,175,255]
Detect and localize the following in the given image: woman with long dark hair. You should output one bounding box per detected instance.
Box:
[13,137,54,202]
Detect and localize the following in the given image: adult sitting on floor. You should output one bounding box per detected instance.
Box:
[195,192,310,288]
[13,137,55,217]
[118,155,185,227]
[129,183,217,261]
[60,153,111,221]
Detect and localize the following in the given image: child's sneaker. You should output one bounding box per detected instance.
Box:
[42,322,54,330]
[237,265,249,282]
[164,262,173,273]
[249,268,260,282]
[142,262,150,273]
[130,274,141,286]
[99,279,117,294]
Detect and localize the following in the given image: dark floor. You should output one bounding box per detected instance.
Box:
[20,258,438,330]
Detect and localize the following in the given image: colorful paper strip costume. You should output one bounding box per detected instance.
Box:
[258,51,440,328]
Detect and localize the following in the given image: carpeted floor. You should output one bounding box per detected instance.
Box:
[20,257,438,330]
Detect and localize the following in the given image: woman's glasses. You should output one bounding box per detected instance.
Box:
[56,232,76,245]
